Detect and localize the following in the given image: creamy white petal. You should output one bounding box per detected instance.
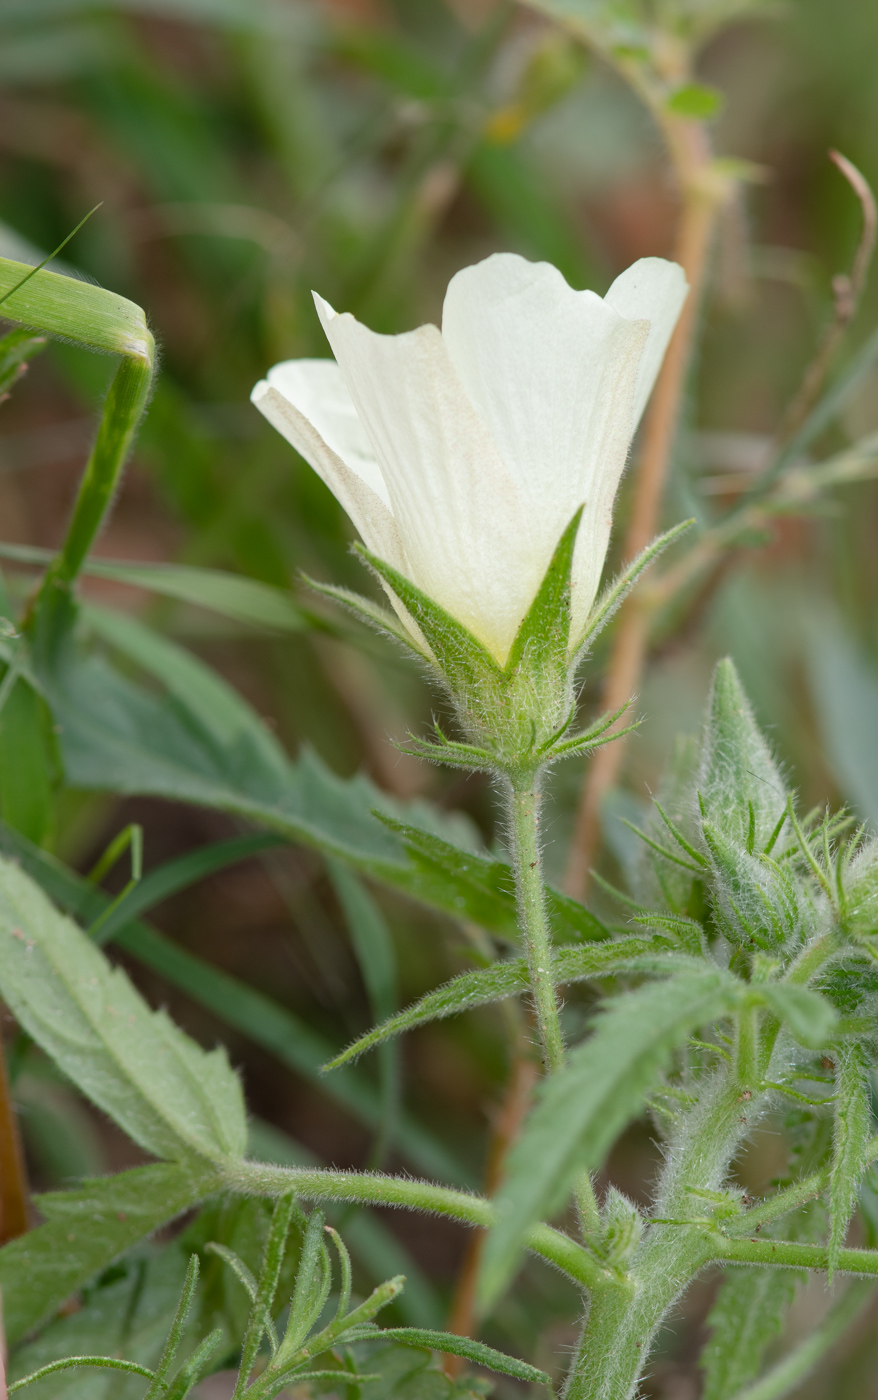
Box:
[314,293,541,663]
[441,252,652,638]
[250,367,404,574]
[604,257,689,428]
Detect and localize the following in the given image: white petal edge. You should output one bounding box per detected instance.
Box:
[604,257,689,428]
[314,293,540,664]
[251,371,405,572]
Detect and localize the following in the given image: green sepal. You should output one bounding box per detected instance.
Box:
[396,726,496,772]
[505,505,582,676]
[301,572,429,658]
[572,517,694,659]
[540,698,640,764]
[355,544,503,694]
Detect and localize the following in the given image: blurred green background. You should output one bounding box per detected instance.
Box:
[3,0,878,1393]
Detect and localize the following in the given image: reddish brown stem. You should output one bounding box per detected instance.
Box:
[0,1026,29,1245]
[565,126,725,901]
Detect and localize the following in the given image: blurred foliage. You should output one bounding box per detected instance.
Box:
[3,0,878,1393]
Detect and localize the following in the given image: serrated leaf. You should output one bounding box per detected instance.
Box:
[699,659,790,854]
[480,969,742,1306]
[0,820,464,1186]
[0,854,246,1162]
[0,1161,219,1345]
[758,983,838,1050]
[505,506,581,675]
[701,1266,797,1400]
[829,1044,872,1280]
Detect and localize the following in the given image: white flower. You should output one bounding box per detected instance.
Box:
[252,253,687,666]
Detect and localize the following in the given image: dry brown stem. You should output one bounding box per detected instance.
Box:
[564,119,728,900]
[0,1025,29,1246]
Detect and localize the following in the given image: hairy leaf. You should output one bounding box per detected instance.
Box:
[829,1044,873,1280]
[0,854,246,1162]
[480,969,742,1305]
[374,1329,549,1386]
[0,1161,219,1344]
[0,821,464,1185]
[701,1266,797,1400]
[325,939,678,1067]
[758,983,838,1050]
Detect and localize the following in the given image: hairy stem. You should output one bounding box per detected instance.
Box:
[506,771,601,1235]
[226,1160,615,1293]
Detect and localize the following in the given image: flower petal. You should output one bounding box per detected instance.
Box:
[441,252,652,637]
[250,361,404,572]
[604,256,689,427]
[314,294,539,663]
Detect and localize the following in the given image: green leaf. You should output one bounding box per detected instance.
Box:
[757,984,838,1050]
[505,507,581,675]
[374,1329,550,1386]
[829,1044,873,1281]
[701,1266,797,1400]
[0,257,151,360]
[324,938,676,1068]
[0,674,53,845]
[0,821,465,1186]
[699,659,790,854]
[0,542,314,634]
[0,1161,219,1345]
[0,853,247,1162]
[356,544,503,690]
[665,82,723,119]
[480,969,742,1306]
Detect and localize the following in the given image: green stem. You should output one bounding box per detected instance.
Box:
[710,1233,878,1276]
[506,772,565,1074]
[226,1160,613,1293]
[728,1281,875,1400]
[39,350,154,600]
[506,770,601,1236]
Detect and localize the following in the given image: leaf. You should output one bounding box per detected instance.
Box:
[0,675,53,845]
[0,257,151,359]
[8,1247,192,1400]
[0,821,465,1186]
[699,659,790,854]
[829,1044,872,1280]
[0,1161,219,1345]
[0,853,247,1163]
[374,1329,550,1386]
[480,969,742,1306]
[757,984,838,1050]
[505,507,581,675]
[665,82,723,119]
[37,598,516,939]
[0,542,315,633]
[701,1266,797,1400]
[324,938,677,1067]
